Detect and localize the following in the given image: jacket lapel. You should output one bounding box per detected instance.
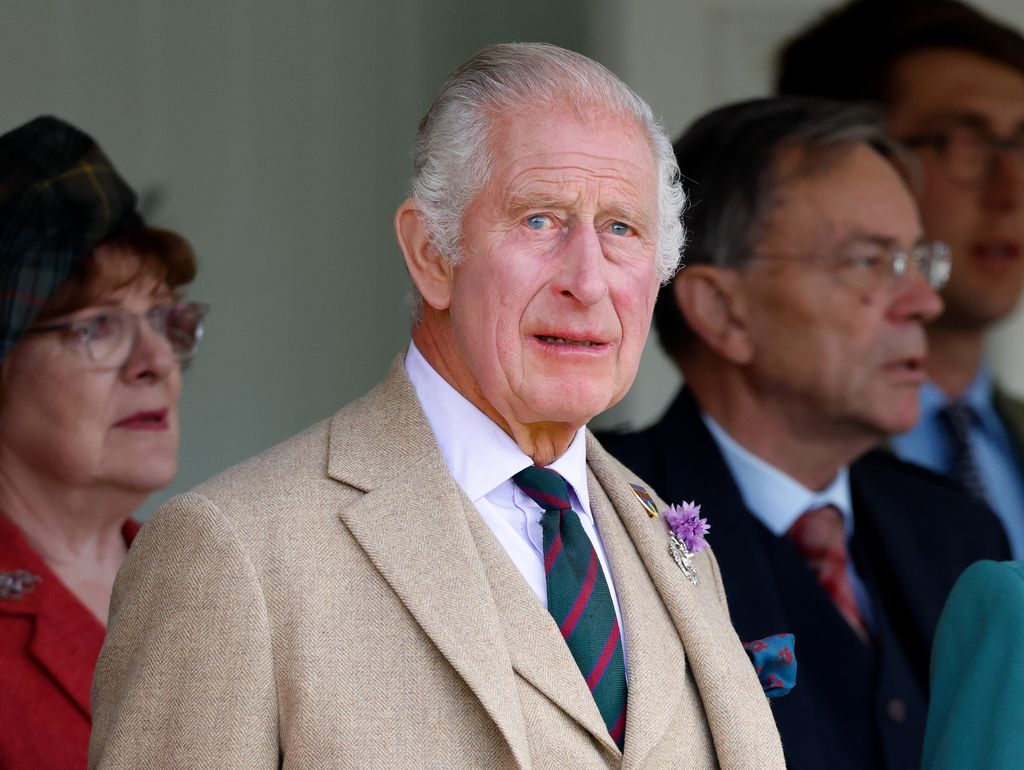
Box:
[587,434,785,766]
[0,514,103,718]
[327,357,530,768]
[459,493,619,756]
[585,469,686,768]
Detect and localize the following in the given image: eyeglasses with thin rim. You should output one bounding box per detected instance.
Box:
[901,124,1024,188]
[25,301,210,369]
[750,240,951,294]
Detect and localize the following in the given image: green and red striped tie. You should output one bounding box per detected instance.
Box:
[513,465,628,751]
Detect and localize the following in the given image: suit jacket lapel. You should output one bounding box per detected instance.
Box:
[587,435,784,766]
[459,493,619,756]
[585,468,685,768]
[327,357,530,768]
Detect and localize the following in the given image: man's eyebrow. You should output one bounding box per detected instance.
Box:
[834,233,925,250]
[505,191,574,216]
[607,201,654,225]
[933,112,1024,134]
[505,191,654,225]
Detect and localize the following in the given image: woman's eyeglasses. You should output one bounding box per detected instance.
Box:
[26,301,209,369]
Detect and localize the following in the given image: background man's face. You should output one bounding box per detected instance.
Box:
[446,104,661,431]
[737,144,942,441]
[889,48,1024,331]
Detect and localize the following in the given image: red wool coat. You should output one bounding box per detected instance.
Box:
[0,514,138,770]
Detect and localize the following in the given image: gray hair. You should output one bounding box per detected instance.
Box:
[409,42,684,285]
[654,97,911,359]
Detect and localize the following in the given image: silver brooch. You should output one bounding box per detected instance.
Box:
[0,570,42,600]
[668,534,700,586]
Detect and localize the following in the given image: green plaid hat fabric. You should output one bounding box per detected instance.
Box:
[0,116,142,362]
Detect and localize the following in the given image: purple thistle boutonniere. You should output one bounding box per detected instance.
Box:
[664,501,710,585]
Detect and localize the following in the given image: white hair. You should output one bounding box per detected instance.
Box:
[409,42,685,286]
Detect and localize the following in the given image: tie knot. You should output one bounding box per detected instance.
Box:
[940,400,977,437]
[787,505,845,556]
[512,465,571,512]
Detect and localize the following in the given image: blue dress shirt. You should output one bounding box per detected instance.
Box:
[891,368,1024,559]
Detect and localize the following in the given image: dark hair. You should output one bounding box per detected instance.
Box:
[655,97,899,360]
[777,0,1024,104]
[37,226,197,322]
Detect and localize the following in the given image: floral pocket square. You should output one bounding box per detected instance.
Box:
[742,633,796,699]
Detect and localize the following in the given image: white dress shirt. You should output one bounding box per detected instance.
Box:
[404,343,627,657]
[702,413,873,627]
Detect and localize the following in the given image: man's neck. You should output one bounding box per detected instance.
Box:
[686,371,872,491]
[411,324,577,466]
[926,324,987,397]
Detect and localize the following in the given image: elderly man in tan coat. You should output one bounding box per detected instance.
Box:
[89,43,785,769]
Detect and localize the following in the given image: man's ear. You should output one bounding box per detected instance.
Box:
[673,265,754,364]
[395,198,455,311]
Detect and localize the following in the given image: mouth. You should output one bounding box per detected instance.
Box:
[115,409,170,430]
[535,335,605,348]
[882,356,927,381]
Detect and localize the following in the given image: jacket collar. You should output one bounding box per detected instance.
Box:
[0,513,137,718]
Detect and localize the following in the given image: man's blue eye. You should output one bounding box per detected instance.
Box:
[610,222,632,236]
[525,215,550,230]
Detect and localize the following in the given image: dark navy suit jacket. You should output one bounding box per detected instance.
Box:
[599,388,1011,770]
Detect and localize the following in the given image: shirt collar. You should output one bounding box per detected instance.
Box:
[404,342,591,512]
[702,412,853,537]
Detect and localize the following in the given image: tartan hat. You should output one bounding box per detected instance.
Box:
[0,116,143,362]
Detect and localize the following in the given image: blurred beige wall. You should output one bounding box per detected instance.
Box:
[2,0,1021,515]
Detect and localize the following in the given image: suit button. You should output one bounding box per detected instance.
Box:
[886,697,907,723]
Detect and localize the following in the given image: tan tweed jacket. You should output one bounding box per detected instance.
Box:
[90,358,784,769]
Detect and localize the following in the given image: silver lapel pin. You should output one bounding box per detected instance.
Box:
[0,570,42,600]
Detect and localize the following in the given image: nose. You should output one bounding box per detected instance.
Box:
[120,318,178,382]
[981,147,1023,211]
[888,263,944,324]
[555,223,609,306]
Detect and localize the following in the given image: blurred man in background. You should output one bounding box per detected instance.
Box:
[779,0,1024,557]
[602,97,1011,770]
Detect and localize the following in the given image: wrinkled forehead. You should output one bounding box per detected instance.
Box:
[759,142,920,249]
[489,97,655,159]
[485,104,659,195]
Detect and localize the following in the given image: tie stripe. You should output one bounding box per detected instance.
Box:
[610,707,627,744]
[513,464,628,752]
[559,551,598,638]
[586,624,621,689]
[544,533,563,574]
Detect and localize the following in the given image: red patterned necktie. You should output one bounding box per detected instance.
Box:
[786,505,869,642]
[513,465,628,751]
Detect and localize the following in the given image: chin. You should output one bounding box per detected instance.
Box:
[529,393,613,427]
[115,458,179,494]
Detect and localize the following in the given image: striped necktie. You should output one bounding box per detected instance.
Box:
[938,400,988,502]
[513,465,628,751]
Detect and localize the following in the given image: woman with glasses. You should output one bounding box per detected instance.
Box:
[0,117,207,770]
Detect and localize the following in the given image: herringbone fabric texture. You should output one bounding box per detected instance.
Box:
[938,401,988,501]
[513,465,627,750]
[90,357,786,768]
[787,505,869,641]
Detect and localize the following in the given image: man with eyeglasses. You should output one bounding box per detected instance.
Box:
[600,98,1011,770]
[778,0,1024,559]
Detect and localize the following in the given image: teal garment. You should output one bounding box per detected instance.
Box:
[923,560,1024,769]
